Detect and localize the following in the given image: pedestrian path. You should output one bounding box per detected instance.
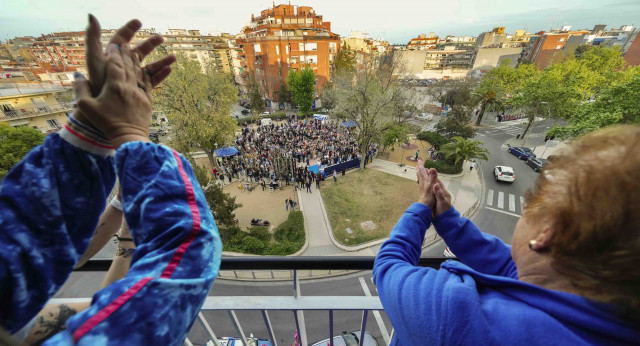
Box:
[484,188,525,217]
[296,185,344,256]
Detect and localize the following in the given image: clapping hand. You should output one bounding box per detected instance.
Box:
[417,159,452,218]
[74,43,153,148]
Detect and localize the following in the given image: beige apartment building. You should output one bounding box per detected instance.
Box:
[0,81,72,134]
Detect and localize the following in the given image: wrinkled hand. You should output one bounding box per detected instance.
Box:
[433,178,452,218]
[417,159,438,210]
[86,14,175,95]
[75,43,152,148]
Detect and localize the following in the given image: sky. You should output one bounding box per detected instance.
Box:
[1,0,639,44]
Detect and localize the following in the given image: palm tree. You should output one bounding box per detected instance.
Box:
[474,85,505,126]
[439,137,489,167]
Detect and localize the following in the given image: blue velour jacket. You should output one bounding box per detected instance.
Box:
[0,116,222,345]
[373,203,639,345]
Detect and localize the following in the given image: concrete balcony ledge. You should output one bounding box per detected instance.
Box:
[0,102,73,121]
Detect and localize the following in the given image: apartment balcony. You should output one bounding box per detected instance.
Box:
[0,82,66,97]
[62,257,447,346]
[0,102,74,121]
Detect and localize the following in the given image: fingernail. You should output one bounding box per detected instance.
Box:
[145,68,152,76]
[74,72,83,80]
[114,44,120,51]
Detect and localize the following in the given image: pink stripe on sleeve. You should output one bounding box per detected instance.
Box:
[72,277,153,342]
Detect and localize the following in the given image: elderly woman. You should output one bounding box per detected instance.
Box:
[374,126,640,345]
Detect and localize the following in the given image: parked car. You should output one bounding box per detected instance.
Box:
[526,157,548,172]
[508,147,536,160]
[494,165,515,183]
[443,247,456,258]
[241,109,250,115]
[310,331,379,346]
[415,113,434,121]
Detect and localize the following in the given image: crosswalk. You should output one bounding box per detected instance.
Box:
[485,188,525,216]
[478,122,528,137]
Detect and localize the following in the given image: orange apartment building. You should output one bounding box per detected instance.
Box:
[407,33,439,50]
[239,4,341,102]
[521,30,589,69]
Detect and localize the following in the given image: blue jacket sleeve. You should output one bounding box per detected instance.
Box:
[433,207,517,278]
[47,142,222,345]
[0,125,116,333]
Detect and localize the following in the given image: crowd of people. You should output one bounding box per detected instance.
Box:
[212,118,366,190]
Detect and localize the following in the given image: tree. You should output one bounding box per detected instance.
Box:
[439,137,489,168]
[247,73,265,115]
[332,42,356,75]
[547,71,640,139]
[474,80,505,126]
[435,80,477,138]
[436,108,476,139]
[0,125,46,178]
[152,51,238,168]
[381,124,410,152]
[331,52,414,168]
[287,66,315,117]
[277,78,290,106]
[191,163,242,227]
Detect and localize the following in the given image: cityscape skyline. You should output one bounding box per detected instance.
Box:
[1,0,638,43]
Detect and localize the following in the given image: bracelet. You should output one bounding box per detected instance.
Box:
[115,248,135,258]
[110,197,123,211]
[114,234,134,243]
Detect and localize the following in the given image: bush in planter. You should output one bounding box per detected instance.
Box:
[274,211,304,243]
[417,131,449,148]
[424,158,462,174]
[242,236,266,254]
[248,226,271,243]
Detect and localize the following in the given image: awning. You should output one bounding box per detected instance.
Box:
[341,120,357,128]
[214,146,239,157]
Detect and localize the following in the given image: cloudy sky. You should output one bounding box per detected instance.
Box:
[2,0,638,43]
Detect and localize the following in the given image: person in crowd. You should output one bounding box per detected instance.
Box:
[470,161,476,171]
[333,170,338,182]
[285,198,289,211]
[305,179,312,193]
[0,15,222,344]
[373,127,640,344]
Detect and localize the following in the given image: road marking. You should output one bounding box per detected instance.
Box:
[509,194,516,212]
[497,192,504,209]
[359,277,390,344]
[520,196,525,213]
[485,206,522,218]
[486,189,494,206]
[477,133,485,137]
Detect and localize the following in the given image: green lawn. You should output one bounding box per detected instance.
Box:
[321,169,419,245]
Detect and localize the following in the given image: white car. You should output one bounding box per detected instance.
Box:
[415,113,434,121]
[494,165,515,183]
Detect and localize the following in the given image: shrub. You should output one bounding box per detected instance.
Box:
[242,236,266,254]
[265,240,303,255]
[417,131,449,148]
[248,226,271,243]
[424,159,462,174]
[219,226,242,244]
[274,211,304,243]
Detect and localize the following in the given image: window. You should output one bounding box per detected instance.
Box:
[559,38,565,42]
[555,45,562,49]
[254,43,261,53]
[276,18,281,24]
[277,58,281,67]
[46,118,60,127]
[305,43,317,51]
[276,45,280,55]
[286,45,289,54]
[306,55,317,63]
[299,43,304,51]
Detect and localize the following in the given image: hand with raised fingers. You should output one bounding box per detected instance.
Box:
[433,177,452,218]
[85,14,176,95]
[75,43,152,148]
[416,159,439,211]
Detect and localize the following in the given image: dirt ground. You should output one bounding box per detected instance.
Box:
[380,138,433,168]
[223,182,297,231]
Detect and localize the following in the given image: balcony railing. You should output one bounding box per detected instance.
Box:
[0,102,74,121]
[63,257,448,346]
[0,82,66,97]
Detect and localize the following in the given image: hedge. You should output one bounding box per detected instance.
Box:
[417,131,449,148]
[218,211,304,255]
[424,159,463,174]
